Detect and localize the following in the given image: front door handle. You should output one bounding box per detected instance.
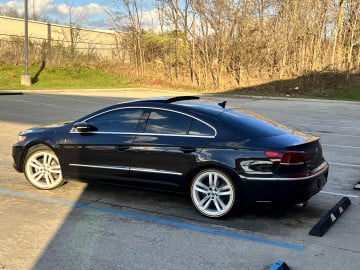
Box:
[116,146,129,152]
[180,147,196,154]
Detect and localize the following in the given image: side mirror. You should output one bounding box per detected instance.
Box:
[73,122,97,132]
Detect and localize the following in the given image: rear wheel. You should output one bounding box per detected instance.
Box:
[24,145,64,190]
[190,169,238,218]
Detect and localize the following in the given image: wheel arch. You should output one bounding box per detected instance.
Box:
[23,142,65,190]
[184,162,243,196]
[19,142,56,171]
[186,162,244,218]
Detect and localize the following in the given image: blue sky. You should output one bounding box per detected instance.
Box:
[1,0,171,31]
[0,0,111,29]
[0,0,165,30]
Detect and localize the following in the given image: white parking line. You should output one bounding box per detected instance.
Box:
[329,162,360,168]
[323,144,360,149]
[305,124,360,130]
[32,94,100,104]
[312,132,360,138]
[320,191,359,198]
[300,119,359,124]
[0,96,59,107]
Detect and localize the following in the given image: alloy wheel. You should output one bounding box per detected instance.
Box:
[191,170,236,218]
[24,149,63,189]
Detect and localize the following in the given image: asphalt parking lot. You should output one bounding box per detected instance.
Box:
[0,90,359,270]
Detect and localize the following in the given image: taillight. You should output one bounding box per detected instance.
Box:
[265,151,310,165]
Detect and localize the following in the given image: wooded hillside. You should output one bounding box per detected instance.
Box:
[105,0,359,90]
[1,0,359,92]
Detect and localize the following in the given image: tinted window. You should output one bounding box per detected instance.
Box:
[87,108,144,132]
[189,119,214,136]
[144,110,191,134]
[221,109,287,138]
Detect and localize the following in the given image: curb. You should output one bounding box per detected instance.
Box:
[0,92,23,95]
[269,260,290,270]
[309,197,351,237]
[354,181,360,190]
[0,89,359,103]
[205,93,360,104]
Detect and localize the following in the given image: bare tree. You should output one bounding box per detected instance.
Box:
[0,4,21,18]
[105,0,147,75]
[344,0,359,79]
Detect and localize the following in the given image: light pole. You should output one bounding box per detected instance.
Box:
[21,0,32,86]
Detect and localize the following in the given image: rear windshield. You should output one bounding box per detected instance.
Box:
[221,109,288,138]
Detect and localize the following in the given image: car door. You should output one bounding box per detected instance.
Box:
[130,108,216,190]
[62,108,145,182]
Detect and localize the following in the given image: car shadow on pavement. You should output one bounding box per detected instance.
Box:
[30,180,334,269]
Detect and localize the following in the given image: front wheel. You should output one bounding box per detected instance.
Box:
[24,146,64,190]
[190,169,238,218]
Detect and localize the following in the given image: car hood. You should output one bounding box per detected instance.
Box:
[21,121,73,134]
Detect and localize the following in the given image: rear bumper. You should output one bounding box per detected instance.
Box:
[240,161,329,205]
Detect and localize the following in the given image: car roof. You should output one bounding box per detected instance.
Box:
[76,96,229,124]
[124,96,227,116]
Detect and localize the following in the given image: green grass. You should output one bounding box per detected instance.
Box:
[300,86,360,101]
[327,88,360,100]
[224,72,360,101]
[0,65,135,90]
[1,65,359,101]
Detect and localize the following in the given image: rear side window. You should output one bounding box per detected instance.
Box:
[144,110,191,134]
[221,109,287,138]
[87,108,144,132]
[189,119,215,136]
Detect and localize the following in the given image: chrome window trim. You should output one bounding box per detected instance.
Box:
[240,161,328,181]
[69,130,215,138]
[69,163,182,176]
[131,167,182,176]
[70,106,217,137]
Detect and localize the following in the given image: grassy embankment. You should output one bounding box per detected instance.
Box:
[0,65,134,90]
[1,65,359,100]
[225,71,360,101]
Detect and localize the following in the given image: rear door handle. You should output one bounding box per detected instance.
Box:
[116,146,130,152]
[180,147,197,154]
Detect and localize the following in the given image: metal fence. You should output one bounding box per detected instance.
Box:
[0,31,129,66]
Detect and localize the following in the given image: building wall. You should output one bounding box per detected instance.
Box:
[0,16,126,60]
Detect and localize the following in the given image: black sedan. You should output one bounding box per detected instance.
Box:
[13,96,328,218]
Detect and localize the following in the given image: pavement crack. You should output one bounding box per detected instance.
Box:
[74,198,101,208]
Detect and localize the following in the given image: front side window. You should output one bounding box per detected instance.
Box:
[144,110,191,135]
[87,108,144,132]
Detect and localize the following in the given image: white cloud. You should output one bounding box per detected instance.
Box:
[107,7,173,32]
[0,1,177,31]
[141,8,161,30]
[0,0,24,14]
[0,0,108,28]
